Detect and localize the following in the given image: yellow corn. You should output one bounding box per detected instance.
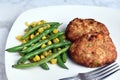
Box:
[43,24,50,29]
[49,52,52,55]
[25,37,29,41]
[50,58,57,64]
[16,35,22,41]
[43,26,47,29]
[22,40,26,43]
[53,38,59,43]
[35,32,39,36]
[34,55,40,61]
[33,58,37,62]
[38,28,44,33]
[43,51,49,56]
[37,22,42,25]
[30,34,34,39]
[37,20,46,25]
[48,50,52,53]
[32,24,36,27]
[42,36,46,40]
[31,43,34,46]
[40,55,45,59]
[22,46,27,50]
[47,41,52,45]
[30,22,37,27]
[46,24,50,28]
[41,20,46,23]
[53,29,58,34]
[58,48,61,51]
[25,22,29,26]
[41,44,46,48]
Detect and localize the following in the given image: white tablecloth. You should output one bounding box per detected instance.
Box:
[0,0,120,80]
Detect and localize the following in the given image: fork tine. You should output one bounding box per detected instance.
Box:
[97,68,120,80]
[87,62,117,75]
[94,64,119,77]
[85,62,119,79]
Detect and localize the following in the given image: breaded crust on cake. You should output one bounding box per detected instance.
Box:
[69,33,117,67]
[65,18,109,42]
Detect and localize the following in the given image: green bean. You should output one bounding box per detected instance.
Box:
[57,55,68,69]
[61,52,67,63]
[22,22,59,40]
[21,32,65,53]
[6,23,60,52]
[59,35,68,63]
[40,63,49,70]
[12,46,70,69]
[53,48,68,69]
[17,41,71,64]
[56,35,68,69]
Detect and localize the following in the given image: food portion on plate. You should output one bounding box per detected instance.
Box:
[6,20,71,70]
[6,17,117,69]
[65,18,117,67]
[65,18,109,42]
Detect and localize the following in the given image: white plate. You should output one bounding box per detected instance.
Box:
[5,5,120,80]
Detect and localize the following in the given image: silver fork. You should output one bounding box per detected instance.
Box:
[60,62,120,80]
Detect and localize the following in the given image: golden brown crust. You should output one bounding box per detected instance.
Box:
[65,18,109,42]
[69,33,117,67]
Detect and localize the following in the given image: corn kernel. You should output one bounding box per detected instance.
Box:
[46,24,50,28]
[38,28,44,33]
[31,43,34,46]
[16,35,22,41]
[31,22,36,25]
[22,40,26,43]
[25,37,29,41]
[43,24,50,29]
[43,51,49,56]
[22,46,27,50]
[53,29,58,34]
[34,55,40,61]
[40,55,45,59]
[37,22,42,25]
[47,41,52,45]
[58,48,61,51]
[41,44,46,48]
[35,32,39,36]
[49,52,52,55]
[48,50,52,53]
[50,58,57,64]
[25,22,29,26]
[32,24,36,27]
[30,34,34,39]
[53,38,59,43]
[30,22,37,27]
[42,36,46,40]
[41,20,46,23]
[33,58,36,62]
[43,26,47,29]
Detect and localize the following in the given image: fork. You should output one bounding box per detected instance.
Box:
[60,62,120,80]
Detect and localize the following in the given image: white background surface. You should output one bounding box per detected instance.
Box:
[0,0,120,80]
